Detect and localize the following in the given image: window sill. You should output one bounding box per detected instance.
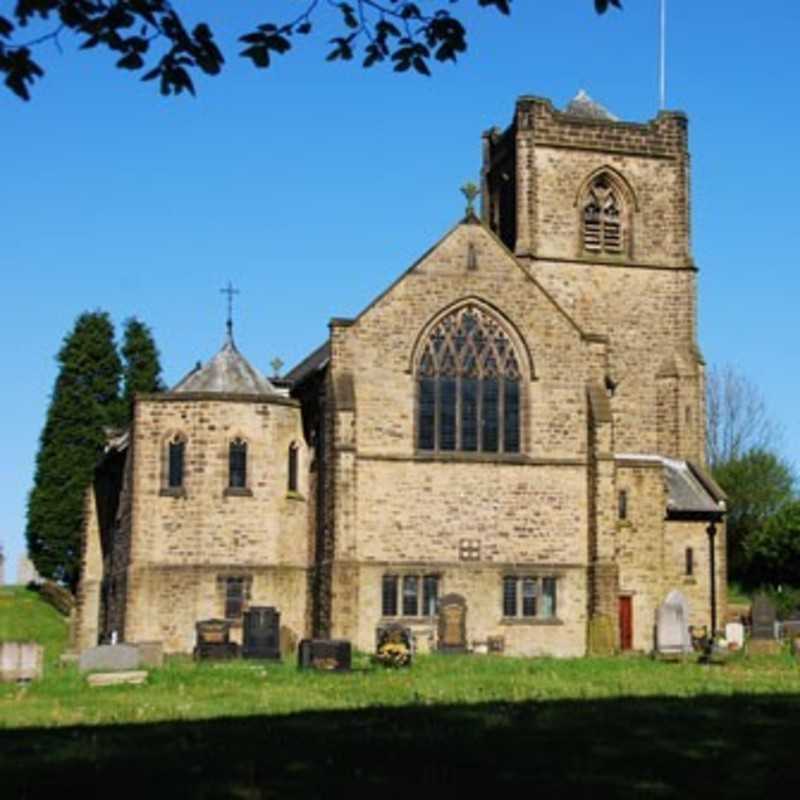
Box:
[499,617,563,626]
[413,450,527,464]
[159,487,187,498]
[380,616,437,624]
[224,487,253,498]
[286,490,306,502]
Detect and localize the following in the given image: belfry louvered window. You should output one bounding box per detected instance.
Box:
[417,305,521,454]
[583,174,623,255]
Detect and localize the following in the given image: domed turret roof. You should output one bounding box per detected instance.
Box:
[172,335,278,395]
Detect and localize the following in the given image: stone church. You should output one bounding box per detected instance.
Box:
[75,91,726,658]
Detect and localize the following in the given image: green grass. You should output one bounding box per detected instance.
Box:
[2,588,800,797]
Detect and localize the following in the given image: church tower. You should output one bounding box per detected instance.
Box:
[482,91,705,466]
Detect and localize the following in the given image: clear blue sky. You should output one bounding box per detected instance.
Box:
[1,1,798,580]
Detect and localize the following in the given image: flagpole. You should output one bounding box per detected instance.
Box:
[659,0,667,110]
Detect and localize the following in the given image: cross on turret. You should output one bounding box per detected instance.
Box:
[220,281,240,340]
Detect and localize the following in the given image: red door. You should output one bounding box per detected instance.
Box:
[619,596,633,651]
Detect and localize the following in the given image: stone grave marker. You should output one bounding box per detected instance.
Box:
[725,622,745,650]
[438,593,468,653]
[242,606,281,660]
[194,619,239,660]
[375,622,413,667]
[79,644,141,673]
[0,642,43,682]
[655,590,691,655]
[751,593,777,640]
[136,642,164,668]
[297,639,351,671]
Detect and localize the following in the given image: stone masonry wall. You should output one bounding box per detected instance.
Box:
[325,222,595,656]
[123,394,311,652]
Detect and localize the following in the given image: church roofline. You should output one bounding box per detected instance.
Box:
[138,390,299,407]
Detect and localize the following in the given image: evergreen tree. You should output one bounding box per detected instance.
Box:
[26,311,122,590]
[121,317,164,420]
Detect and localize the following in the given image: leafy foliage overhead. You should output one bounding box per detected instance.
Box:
[1,1,621,101]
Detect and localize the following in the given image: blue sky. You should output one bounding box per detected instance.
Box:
[1,1,798,580]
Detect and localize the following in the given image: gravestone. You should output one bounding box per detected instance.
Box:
[242,606,281,660]
[751,593,777,640]
[375,623,413,667]
[438,593,467,653]
[655,590,691,655]
[0,642,43,682]
[136,641,164,668]
[297,639,351,671]
[194,619,239,660]
[725,622,745,650]
[79,644,140,673]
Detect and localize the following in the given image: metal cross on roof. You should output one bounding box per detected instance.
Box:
[220,281,240,340]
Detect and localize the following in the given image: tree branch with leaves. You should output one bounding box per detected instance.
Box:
[1,0,621,100]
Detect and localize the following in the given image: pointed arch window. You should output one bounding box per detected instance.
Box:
[166,434,186,490]
[229,438,248,489]
[417,305,522,454]
[582,174,624,255]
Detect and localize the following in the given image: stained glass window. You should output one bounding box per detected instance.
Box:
[416,305,522,454]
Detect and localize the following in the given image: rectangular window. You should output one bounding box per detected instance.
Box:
[224,577,244,620]
[422,576,439,616]
[685,547,694,577]
[521,577,537,617]
[383,574,439,617]
[504,576,557,619]
[618,490,628,520]
[541,578,557,618]
[439,377,457,451]
[418,378,436,450]
[402,576,419,617]
[502,576,518,617]
[382,575,398,616]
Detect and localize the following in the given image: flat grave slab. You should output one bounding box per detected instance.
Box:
[87,670,148,687]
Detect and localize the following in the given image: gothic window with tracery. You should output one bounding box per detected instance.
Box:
[582,174,623,255]
[417,305,522,454]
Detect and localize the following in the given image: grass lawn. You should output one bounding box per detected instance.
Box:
[2,587,800,797]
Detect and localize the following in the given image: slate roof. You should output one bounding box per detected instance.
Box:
[171,335,280,396]
[564,89,619,122]
[284,342,330,386]
[616,454,726,517]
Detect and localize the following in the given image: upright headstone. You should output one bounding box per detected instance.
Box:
[751,593,777,640]
[375,623,413,667]
[655,590,691,655]
[242,606,281,660]
[725,622,745,650]
[437,593,467,653]
[17,556,41,586]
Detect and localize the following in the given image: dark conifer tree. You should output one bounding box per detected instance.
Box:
[26,311,122,590]
[121,317,164,420]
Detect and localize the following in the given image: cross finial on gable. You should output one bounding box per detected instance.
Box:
[220,281,240,342]
[460,181,479,218]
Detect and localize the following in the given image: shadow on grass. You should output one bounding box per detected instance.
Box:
[2,693,800,798]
